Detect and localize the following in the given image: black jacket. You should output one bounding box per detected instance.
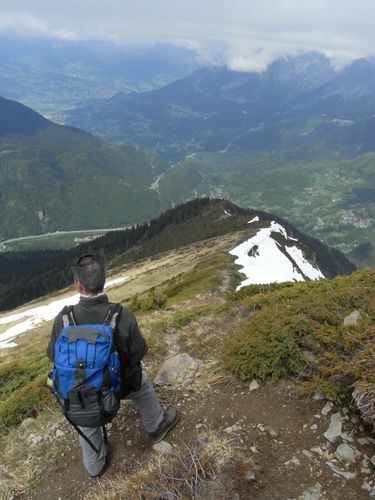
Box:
[47,294,148,395]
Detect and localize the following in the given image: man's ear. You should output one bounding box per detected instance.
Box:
[74,279,85,294]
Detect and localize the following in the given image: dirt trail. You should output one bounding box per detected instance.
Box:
[27,372,374,500]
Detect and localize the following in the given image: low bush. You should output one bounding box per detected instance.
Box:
[223,269,375,404]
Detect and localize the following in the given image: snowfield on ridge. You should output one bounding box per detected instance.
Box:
[230,221,324,289]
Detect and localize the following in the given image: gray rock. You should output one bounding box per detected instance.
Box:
[310,446,324,457]
[55,429,65,438]
[321,401,333,416]
[370,454,375,467]
[324,413,344,443]
[326,462,357,480]
[362,480,375,497]
[249,379,260,391]
[334,443,360,464]
[357,437,370,446]
[153,441,173,455]
[224,424,242,433]
[300,482,323,500]
[313,392,325,401]
[244,470,256,483]
[302,450,313,460]
[268,426,279,438]
[284,456,301,467]
[340,431,354,442]
[153,353,203,386]
[343,310,362,326]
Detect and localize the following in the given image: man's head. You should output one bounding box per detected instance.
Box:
[73,254,106,296]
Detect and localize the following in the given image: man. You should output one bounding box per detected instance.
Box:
[47,254,179,477]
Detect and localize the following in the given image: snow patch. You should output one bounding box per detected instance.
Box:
[229,222,324,289]
[224,209,232,217]
[0,276,128,349]
[248,216,260,224]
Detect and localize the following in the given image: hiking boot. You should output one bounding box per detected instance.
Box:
[149,407,180,443]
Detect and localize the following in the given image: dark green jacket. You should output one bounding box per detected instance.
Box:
[47,294,148,394]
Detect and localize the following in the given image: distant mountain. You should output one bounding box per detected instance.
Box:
[0,198,355,311]
[65,53,375,161]
[0,96,167,239]
[63,52,375,268]
[0,37,200,118]
[290,58,375,119]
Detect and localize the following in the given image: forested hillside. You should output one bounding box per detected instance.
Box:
[0,199,355,311]
[0,96,167,239]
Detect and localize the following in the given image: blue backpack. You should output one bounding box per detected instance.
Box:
[52,303,123,452]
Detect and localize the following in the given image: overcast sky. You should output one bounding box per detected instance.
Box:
[1,0,374,71]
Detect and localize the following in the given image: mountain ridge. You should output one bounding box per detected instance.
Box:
[65,52,375,160]
[0,198,355,312]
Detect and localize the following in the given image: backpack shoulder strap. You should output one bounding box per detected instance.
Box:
[103,303,122,329]
[61,305,76,328]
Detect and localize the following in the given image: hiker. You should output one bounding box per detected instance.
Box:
[47,253,179,477]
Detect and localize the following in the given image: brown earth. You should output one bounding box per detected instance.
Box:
[27,375,374,500]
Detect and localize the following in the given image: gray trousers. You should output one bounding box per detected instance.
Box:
[78,371,164,476]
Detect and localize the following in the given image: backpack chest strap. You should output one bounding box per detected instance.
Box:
[103,303,122,329]
[62,305,76,328]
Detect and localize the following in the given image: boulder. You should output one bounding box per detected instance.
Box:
[334,443,360,464]
[343,310,362,326]
[321,401,333,416]
[249,379,260,391]
[224,424,242,433]
[300,483,323,500]
[323,413,343,443]
[153,353,203,386]
[153,441,173,455]
[326,462,357,480]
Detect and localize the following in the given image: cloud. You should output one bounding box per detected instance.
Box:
[1,1,375,70]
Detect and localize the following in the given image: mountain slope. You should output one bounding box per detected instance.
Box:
[0,96,168,239]
[65,52,338,159]
[65,53,375,161]
[0,96,50,136]
[0,198,355,311]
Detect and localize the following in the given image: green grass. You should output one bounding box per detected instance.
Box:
[163,254,237,304]
[223,269,375,402]
[0,347,53,428]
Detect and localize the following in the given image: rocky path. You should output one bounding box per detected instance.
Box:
[27,362,375,500]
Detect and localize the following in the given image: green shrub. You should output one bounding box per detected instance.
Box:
[223,269,375,402]
[128,290,167,312]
